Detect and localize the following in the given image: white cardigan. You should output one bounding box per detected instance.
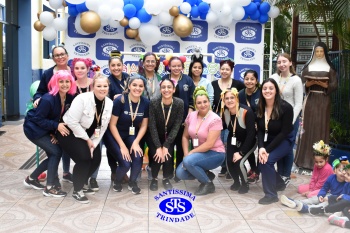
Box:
[271,73,304,124]
[63,92,113,147]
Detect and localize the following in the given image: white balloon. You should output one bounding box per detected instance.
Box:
[144,1,163,15]
[108,18,120,28]
[158,11,172,26]
[74,14,89,35]
[40,11,55,26]
[206,10,218,24]
[221,5,232,16]
[239,0,251,7]
[43,26,57,41]
[149,15,160,26]
[139,23,161,46]
[170,0,184,6]
[232,6,245,21]
[129,17,141,29]
[85,0,99,11]
[98,5,112,21]
[111,8,125,21]
[49,0,62,10]
[53,17,67,31]
[106,0,124,9]
[268,6,280,19]
[65,0,86,4]
[218,14,233,27]
[210,0,223,13]
[162,0,174,11]
[180,2,191,14]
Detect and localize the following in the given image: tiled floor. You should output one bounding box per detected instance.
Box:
[0,120,347,233]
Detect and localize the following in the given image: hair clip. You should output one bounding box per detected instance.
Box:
[110,50,121,58]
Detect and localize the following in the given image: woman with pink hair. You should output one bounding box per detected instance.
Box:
[71,58,93,95]
[23,70,76,198]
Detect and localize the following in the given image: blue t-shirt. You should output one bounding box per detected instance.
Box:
[317,174,345,197]
[112,94,149,138]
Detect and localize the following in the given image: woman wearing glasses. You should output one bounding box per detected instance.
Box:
[139,52,161,100]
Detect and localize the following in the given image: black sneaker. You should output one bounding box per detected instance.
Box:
[230,182,240,191]
[43,186,67,197]
[128,182,141,195]
[162,179,173,190]
[113,181,123,192]
[150,179,158,191]
[83,185,95,195]
[238,184,249,194]
[282,176,291,187]
[173,176,181,183]
[218,167,227,177]
[89,178,99,191]
[225,172,233,180]
[24,176,45,190]
[258,196,279,205]
[62,173,73,183]
[206,170,215,181]
[309,207,324,215]
[72,190,89,204]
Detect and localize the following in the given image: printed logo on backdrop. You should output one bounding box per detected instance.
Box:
[129,43,146,58]
[234,64,261,82]
[160,25,175,37]
[152,41,180,54]
[213,25,230,39]
[154,189,196,223]
[207,42,234,63]
[101,63,128,76]
[67,16,95,38]
[73,42,91,56]
[181,20,208,42]
[124,61,139,75]
[96,39,124,60]
[102,25,119,36]
[235,22,262,44]
[239,47,257,62]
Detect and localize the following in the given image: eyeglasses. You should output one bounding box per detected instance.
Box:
[145,60,156,64]
[53,53,67,59]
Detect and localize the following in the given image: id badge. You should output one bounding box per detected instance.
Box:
[94,127,101,138]
[129,126,135,135]
[264,133,268,142]
[231,137,236,146]
[193,138,199,147]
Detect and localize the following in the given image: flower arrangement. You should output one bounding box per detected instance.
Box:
[313,140,331,156]
[91,64,100,72]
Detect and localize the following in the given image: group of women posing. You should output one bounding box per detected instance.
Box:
[25,44,335,205]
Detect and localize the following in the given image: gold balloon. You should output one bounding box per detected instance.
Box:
[119,17,129,27]
[62,0,67,7]
[173,15,193,38]
[37,12,41,20]
[33,20,45,32]
[135,34,141,41]
[126,28,138,39]
[80,11,101,34]
[169,6,179,17]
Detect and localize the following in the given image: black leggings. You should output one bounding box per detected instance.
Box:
[325,195,350,213]
[174,125,184,169]
[57,131,101,192]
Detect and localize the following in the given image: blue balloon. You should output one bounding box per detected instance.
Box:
[76,2,88,13]
[186,0,197,6]
[124,0,131,5]
[253,0,261,2]
[68,5,79,17]
[64,1,73,6]
[190,6,200,18]
[199,12,207,20]
[124,4,137,18]
[242,12,249,20]
[130,0,144,11]
[250,10,260,20]
[137,8,152,23]
[244,2,258,15]
[259,2,271,14]
[196,0,203,4]
[259,13,269,24]
[198,2,209,14]
[255,2,260,8]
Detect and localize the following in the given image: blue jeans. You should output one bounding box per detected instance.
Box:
[103,130,143,183]
[259,138,292,198]
[176,150,225,183]
[220,129,229,168]
[277,118,299,177]
[25,132,62,186]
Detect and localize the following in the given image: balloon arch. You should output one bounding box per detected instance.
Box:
[36,0,280,45]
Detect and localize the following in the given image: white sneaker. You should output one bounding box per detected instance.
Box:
[280,195,296,208]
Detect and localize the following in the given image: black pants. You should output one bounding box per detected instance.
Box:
[325,195,350,213]
[174,125,184,169]
[247,150,259,174]
[146,132,174,179]
[57,131,101,192]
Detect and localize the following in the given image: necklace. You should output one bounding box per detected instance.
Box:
[146,74,156,94]
[278,74,291,93]
[77,78,90,94]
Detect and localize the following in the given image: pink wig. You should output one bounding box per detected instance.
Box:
[48,70,77,96]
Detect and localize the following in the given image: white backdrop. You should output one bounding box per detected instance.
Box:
[65,17,264,82]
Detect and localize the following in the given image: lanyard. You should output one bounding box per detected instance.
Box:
[147,74,156,94]
[161,99,173,132]
[95,99,105,127]
[128,94,140,127]
[230,115,237,137]
[278,75,290,94]
[195,111,210,138]
[264,110,270,133]
[245,87,257,107]
[77,78,90,94]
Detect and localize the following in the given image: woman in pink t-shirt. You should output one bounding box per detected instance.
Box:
[176,87,225,196]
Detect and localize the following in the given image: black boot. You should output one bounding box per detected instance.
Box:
[195,182,215,195]
[230,182,241,191]
[150,179,158,191]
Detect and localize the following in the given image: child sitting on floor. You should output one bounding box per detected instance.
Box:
[280,158,346,212]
